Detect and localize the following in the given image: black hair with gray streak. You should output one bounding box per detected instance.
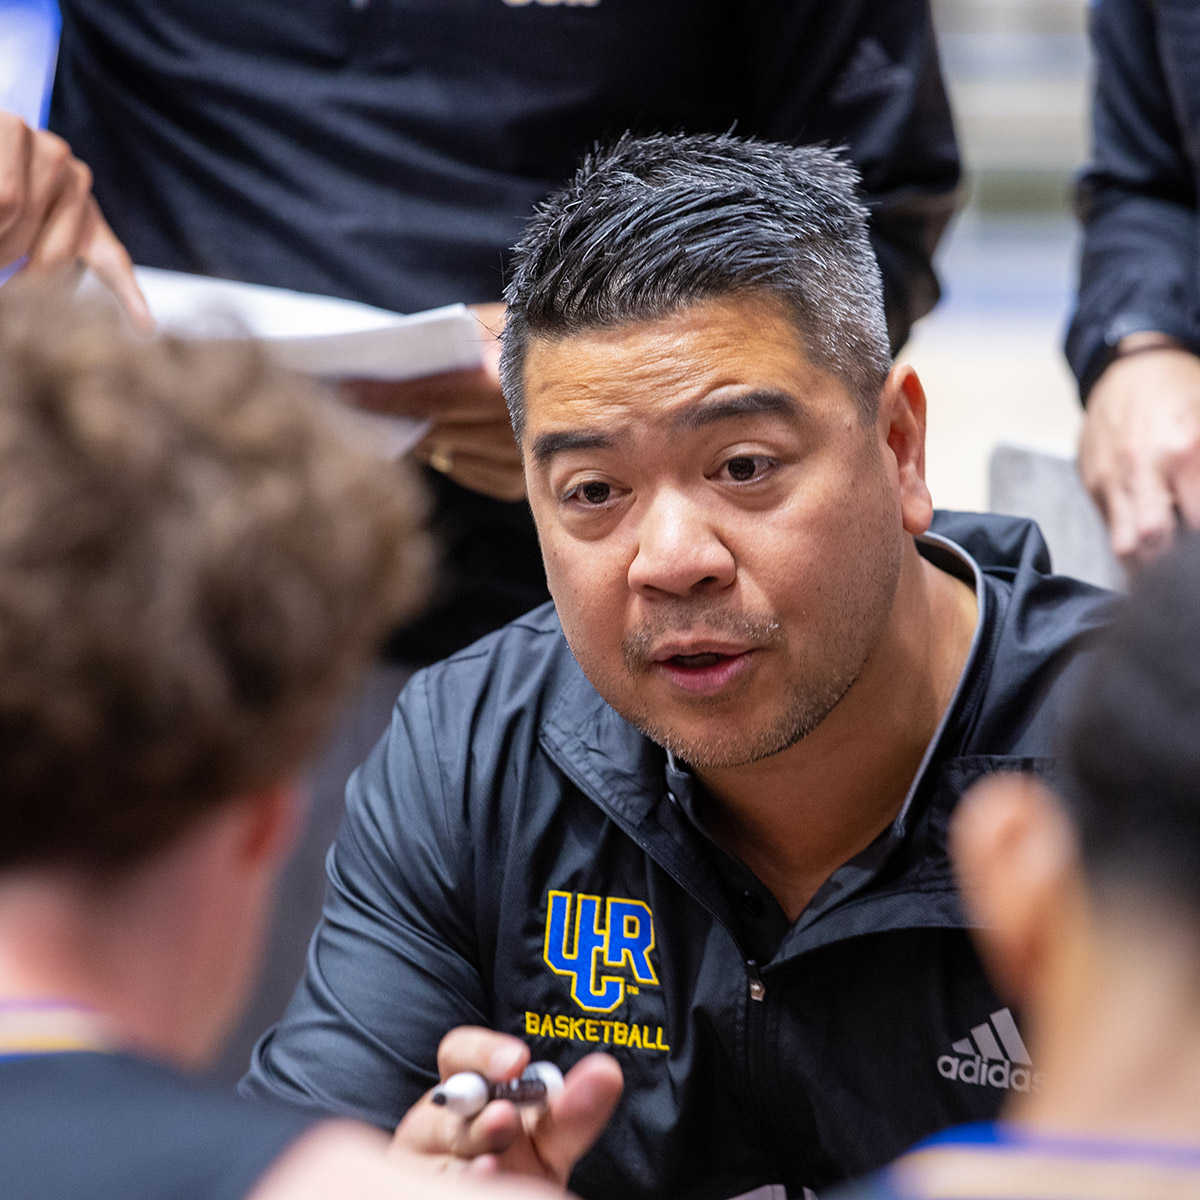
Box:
[500,132,892,438]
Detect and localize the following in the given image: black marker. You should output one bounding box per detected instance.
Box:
[430,1061,564,1118]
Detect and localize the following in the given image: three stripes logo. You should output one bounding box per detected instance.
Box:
[936,1007,1045,1093]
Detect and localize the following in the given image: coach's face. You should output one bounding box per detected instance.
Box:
[521,295,932,769]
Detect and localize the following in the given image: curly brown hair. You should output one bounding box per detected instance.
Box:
[0,280,431,871]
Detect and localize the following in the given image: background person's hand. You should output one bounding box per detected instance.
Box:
[1079,338,1200,569]
[0,112,150,331]
[341,302,525,501]
[391,1027,623,1185]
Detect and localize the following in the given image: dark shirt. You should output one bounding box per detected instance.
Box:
[0,1051,313,1200]
[51,0,960,660]
[241,513,1115,1200]
[1066,0,1200,399]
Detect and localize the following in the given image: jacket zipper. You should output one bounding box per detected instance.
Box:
[746,958,766,1001]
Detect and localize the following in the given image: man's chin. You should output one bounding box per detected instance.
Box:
[634,714,813,770]
[617,676,857,770]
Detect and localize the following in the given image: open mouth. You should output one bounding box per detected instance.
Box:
[653,648,755,695]
[669,652,730,669]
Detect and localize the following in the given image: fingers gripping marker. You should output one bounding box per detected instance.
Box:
[430,1061,563,1119]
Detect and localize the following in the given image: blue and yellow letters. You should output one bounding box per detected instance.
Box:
[543,891,659,1013]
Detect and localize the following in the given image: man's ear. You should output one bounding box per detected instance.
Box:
[877,362,932,536]
[951,773,1080,1004]
[236,780,303,871]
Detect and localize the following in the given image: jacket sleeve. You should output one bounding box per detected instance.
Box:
[239,672,487,1129]
[1066,0,1200,399]
[737,0,961,352]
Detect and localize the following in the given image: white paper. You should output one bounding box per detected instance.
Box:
[129,267,487,380]
[80,267,494,458]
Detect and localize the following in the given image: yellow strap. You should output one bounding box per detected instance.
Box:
[0,1004,114,1056]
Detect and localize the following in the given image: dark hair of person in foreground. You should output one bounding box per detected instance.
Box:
[1060,530,1200,907]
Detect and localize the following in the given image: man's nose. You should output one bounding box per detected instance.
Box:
[627,489,736,597]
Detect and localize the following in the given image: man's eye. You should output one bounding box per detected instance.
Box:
[573,480,611,505]
[721,455,771,483]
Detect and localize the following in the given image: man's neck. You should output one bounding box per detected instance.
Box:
[1012,904,1200,1147]
[0,824,246,1070]
[0,873,176,1061]
[693,546,978,922]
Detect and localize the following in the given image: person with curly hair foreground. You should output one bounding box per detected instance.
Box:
[0,281,618,1200]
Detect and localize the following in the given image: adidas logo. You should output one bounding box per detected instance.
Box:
[936,1007,1045,1093]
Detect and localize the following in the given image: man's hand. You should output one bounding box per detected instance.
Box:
[1079,339,1200,568]
[341,302,525,501]
[0,112,150,330]
[392,1027,623,1185]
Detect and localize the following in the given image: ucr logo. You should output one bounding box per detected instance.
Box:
[543,891,659,1013]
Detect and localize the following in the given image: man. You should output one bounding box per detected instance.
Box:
[243,134,1113,1198]
[1066,0,1200,569]
[0,280,617,1199]
[833,534,1200,1198]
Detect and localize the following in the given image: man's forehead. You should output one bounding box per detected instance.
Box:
[520,297,843,453]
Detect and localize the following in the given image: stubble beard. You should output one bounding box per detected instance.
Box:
[623,636,863,769]
[604,537,902,770]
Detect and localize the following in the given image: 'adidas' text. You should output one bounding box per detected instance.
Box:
[937,1007,1045,1093]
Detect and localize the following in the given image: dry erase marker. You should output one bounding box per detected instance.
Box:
[430,1061,564,1118]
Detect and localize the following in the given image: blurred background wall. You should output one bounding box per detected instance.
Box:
[0,0,57,124]
[918,0,1090,512]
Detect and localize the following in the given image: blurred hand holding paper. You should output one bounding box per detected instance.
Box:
[84,266,492,459]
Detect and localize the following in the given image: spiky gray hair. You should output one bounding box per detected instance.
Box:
[500,132,892,438]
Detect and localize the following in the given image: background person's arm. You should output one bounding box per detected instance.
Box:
[1066,0,1200,566]
[340,302,522,502]
[737,0,961,353]
[0,111,149,329]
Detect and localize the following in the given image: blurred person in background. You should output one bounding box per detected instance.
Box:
[1067,0,1200,571]
[834,532,1200,1199]
[0,279,619,1199]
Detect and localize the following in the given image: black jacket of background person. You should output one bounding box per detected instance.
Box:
[241,513,1116,1200]
[49,0,960,664]
[1066,0,1200,399]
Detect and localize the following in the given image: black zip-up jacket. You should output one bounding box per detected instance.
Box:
[1066,0,1200,399]
[50,0,959,664]
[242,514,1115,1200]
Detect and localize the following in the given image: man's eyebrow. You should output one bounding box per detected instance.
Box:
[530,429,616,466]
[673,389,799,430]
